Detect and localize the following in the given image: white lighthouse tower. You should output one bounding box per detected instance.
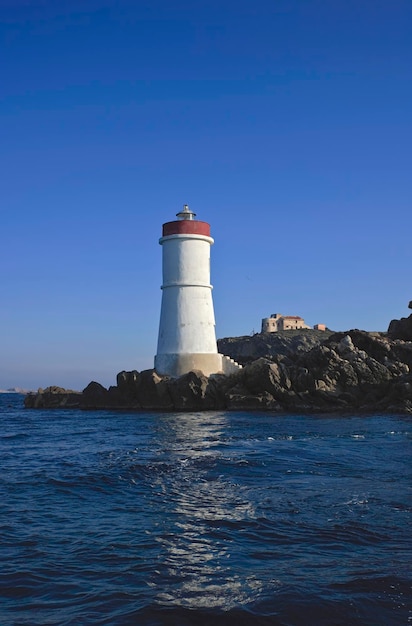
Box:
[155,205,240,378]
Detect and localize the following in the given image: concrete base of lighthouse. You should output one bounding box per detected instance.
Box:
[155,353,242,378]
[155,353,223,378]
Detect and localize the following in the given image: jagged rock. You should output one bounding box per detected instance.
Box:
[390,341,412,370]
[239,358,293,404]
[82,381,110,409]
[295,330,410,410]
[117,369,139,391]
[336,330,390,361]
[295,343,358,394]
[115,370,141,407]
[388,301,412,340]
[167,370,219,410]
[388,315,412,341]
[24,386,82,409]
[136,369,174,410]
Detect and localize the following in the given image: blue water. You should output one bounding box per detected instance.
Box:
[0,394,411,625]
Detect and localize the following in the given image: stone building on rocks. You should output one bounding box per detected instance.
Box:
[261,313,325,333]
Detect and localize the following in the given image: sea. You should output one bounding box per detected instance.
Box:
[1,393,411,626]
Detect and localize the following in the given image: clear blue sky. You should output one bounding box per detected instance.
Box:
[1,0,411,390]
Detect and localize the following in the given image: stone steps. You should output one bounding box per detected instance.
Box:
[222,354,243,375]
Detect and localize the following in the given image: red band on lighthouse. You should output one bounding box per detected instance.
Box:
[162,220,211,237]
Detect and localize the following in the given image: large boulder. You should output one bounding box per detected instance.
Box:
[113,369,174,409]
[241,358,291,394]
[237,357,293,404]
[135,369,174,410]
[388,315,412,341]
[295,342,357,393]
[167,370,220,410]
[115,370,141,407]
[82,381,112,409]
[388,301,412,340]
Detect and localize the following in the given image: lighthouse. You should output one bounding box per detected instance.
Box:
[155,205,240,378]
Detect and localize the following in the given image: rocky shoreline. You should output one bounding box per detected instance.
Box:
[25,326,412,414]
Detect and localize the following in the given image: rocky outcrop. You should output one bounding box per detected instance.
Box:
[217,329,332,365]
[24,386,82,409]
[388,300,412,341]
[24,330,412,414]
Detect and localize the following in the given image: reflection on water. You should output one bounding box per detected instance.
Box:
[148,413,273,610]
